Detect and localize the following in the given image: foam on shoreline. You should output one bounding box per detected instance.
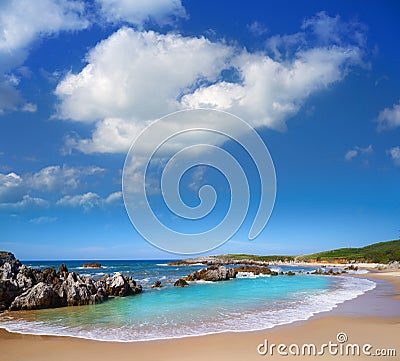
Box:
[0,276,375,342]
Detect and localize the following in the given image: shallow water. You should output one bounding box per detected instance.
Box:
[0,261,375,341]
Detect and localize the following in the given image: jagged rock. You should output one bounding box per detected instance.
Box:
[286,271,296,276]
[15,265,37,290]
[0,251,141,311]
[35,267,59,285]
[234,265,273,276]
[57,264,69,279]
[174,279,188,287]
[82,263,101,268]
[56,272,97,306]
[152,281,162,288]
[10,282,61,310]
[184,266,236,282]
[97,272,142,297]
[0,280,22,311]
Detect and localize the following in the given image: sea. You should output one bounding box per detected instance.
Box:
[0,260,375,342]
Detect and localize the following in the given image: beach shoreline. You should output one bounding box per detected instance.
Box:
[0,269,398,361]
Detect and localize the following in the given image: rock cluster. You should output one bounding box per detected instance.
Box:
[178,265,305,286]
[234,265,278,276]
[0,252,141,311]
[184,265,237,282]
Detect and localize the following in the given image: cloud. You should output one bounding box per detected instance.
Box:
[345,145,373,161]
[55,28,232,123]
[28,165,105,192]
[182,46,363,130]
[302,11,367,47]
[0,165,106,206]
[21,103,37,113]
[387,146,400,166]
[0,0,89,113]
[0,172,23,203]
[95,0,186,26]
[55,12,367,154]
[0,0,88,52]
[0,195,48,210]
[376,100,400,131]
[247,21,268,36]
[57,191,122,210]
[344,149,358,161]
[29,216,58,224]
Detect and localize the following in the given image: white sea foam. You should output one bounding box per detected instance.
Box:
[346,269,369,274]
[236,272,270,278]
[269,267,282,273]
[156,263,169,266]
[0,276,376,342]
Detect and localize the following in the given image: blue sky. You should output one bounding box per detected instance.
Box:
[0,0,399,260]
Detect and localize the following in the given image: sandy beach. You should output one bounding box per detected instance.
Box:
[0,270,398,361]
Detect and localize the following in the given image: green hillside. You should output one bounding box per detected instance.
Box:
[296,240,400,263]
[213,240,400,264]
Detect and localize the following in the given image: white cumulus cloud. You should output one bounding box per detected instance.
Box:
[0,165,106,206]
[376,101,400,131]
[28,165,105,192]
[55,28,232,122]
[57,191,122,210]
[55,12,368,154]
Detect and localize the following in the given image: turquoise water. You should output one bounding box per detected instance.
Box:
[0,261,375,341]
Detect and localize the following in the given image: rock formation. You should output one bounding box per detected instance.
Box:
[0,252,141,312]
[152,281,162,288]
[174,279,188,287]
[184,265,237,282]
[82,262,101,268]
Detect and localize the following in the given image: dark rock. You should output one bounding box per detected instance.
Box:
[234,265,272,276]
[152,280,162,288]
[35,267,59,285]
[82,262,101,268]
[174,279,188,287]
[311,269,324,275]
[0,280,22,311]
[57,264,69,279]
[286,271,296,276]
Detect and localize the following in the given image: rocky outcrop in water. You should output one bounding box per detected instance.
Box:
[184,265,237,282]
[174,279,188,287]
[234,265,278,276]
[152,281,162,288]
[82,262,101,268]
[97,272,142,297]
[0,252,141,312]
